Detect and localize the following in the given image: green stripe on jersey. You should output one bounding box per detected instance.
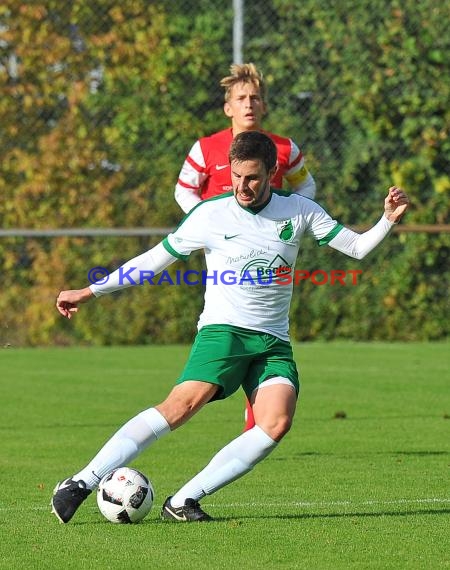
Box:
[185,192,233,217]
[162,237,189,261]
[175,192,234,226]
[317,223,344,246]
[164,194,234,260]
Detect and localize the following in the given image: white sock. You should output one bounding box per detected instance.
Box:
[73,408,170,489]
[170,425,277,507]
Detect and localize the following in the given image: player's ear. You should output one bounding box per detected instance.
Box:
[224,102,233,118]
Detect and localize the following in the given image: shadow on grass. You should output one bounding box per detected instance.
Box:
[280,450,450,459]
[215,507,450,523]
[46,507,450,528]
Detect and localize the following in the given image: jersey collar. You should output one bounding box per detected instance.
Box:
[234,190,273,215]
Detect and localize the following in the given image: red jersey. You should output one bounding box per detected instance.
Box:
[175,128,314,213]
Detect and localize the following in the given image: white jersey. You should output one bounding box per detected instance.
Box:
[163,191,342,341]
[90,191,394,340]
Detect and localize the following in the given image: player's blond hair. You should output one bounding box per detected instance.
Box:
[220,63,267,104]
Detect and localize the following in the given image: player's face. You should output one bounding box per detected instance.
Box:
[224,82,266,134]
[231,159,275,208]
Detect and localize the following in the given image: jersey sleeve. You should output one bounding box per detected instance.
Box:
[174,140,208,213]
[302,199,396,260]
[163,204,209,259]
[284,139,316,199]
[327,216,396,259]
[301,199,344,244]
[89,242,177,296]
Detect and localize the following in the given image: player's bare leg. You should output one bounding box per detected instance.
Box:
[162,381,296,522]
[52,381,218,523]
[251,381,297,440]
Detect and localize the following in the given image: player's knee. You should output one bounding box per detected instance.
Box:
[155,392,192,426]
[259,413,293,441]
[274,414,293,440]
[156,383,218,430]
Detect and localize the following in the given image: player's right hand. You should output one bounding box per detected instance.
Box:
[56,287,93,318]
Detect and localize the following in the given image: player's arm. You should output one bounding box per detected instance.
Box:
[328,186,409,259]
[174,140,209,213]
[289,170,316,200]
[284,140,316,200]
[56,242,177,319]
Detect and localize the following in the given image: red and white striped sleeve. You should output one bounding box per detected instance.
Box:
[284,139,316,199]
[174,140,209,213]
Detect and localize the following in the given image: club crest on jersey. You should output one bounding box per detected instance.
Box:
[276,220,294,243]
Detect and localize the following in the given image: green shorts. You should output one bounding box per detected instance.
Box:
[176,324,300,400]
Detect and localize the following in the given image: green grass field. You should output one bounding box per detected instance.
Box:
[1,342,449,569]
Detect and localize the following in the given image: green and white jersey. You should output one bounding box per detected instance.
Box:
[163,191,343,341]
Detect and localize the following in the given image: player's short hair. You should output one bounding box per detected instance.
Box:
[229,131,277,173]
[220,63,267,104]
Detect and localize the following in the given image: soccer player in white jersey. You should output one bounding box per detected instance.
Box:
[52,131,409,524]
[175,62,317,431]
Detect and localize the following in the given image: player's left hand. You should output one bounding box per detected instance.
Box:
[384,186,409,223]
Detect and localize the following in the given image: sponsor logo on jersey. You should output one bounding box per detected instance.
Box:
[240,254,293,285]
[215,164,228,170]
[276,220,294,243]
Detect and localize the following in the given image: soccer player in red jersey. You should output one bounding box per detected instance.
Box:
[175,64,317,430]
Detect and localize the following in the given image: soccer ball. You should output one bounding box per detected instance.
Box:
[97,467,154,523]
